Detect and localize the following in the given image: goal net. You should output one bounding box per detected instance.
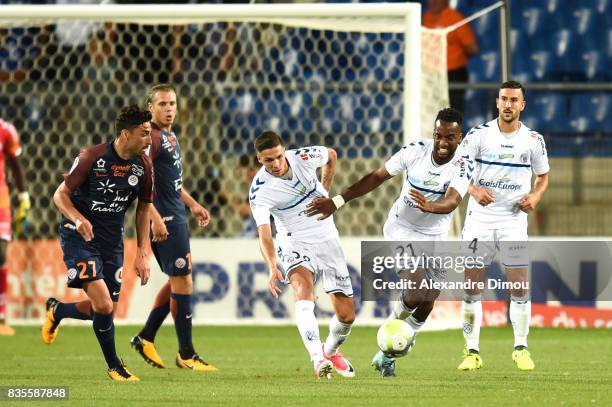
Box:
[0,3,448,240]
[1,3,452,322]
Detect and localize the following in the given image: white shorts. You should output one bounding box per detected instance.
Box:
[461,226,528,268]
[383,217,447,282]
[276,236,353,297]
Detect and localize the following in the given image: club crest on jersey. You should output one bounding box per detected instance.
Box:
[520,152,529,163]
[175,258,187,269]
[67,268,77,280]
[128,175,138,186]
[96,158,106,169]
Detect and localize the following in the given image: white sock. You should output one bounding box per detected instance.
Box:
[510,298,530,348]
[323,315,352,356]
[406,314,425,334]
[462,298,482,352]
[388,299,414,321]
[295,300,322,361]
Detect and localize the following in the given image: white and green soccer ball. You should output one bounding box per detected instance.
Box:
[377,319,415,357]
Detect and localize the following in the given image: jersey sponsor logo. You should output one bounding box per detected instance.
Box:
[424,180,439,186]
[111,164,131,177]
[173,178,182,191]
[403,195,419,208]
[478,176,522,191]
[128,175,138,186]
[175,257,187,269]
[501,144,514,148]
[96,179,116,195]
[67,268,77,280]
[172,151,181,168]
[162,216,174,222]
[428,171,440,176]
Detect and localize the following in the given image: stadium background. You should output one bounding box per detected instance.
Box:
[0,0,610,328]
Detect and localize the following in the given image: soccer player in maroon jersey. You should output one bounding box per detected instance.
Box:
[42,105,154,381]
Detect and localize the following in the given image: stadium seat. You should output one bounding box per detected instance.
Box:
[526,92,570,132]
[569,93,612,132]
[527,49,555,82]
[468,51,500,82]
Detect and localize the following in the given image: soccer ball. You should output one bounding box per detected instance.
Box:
[377,319,415,357]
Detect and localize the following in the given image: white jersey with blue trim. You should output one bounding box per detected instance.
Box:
[384,139,472,235]
[249,146,338,243]
[461,119,550,230]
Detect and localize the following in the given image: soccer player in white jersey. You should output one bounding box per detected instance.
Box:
[456,81,549,372]
[306,108,471,377]
[249,131,356,379]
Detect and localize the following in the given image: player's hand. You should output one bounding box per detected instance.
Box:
[191,204,210,228]
[305,197,336,220]
[75,217,94,242]
[408,189,433,213]
[268,266,284,299]
[470,186,495,206]
[15,192,31,235]
[151,217,169,242]
[517,193,539,213]
[134,248,150,285]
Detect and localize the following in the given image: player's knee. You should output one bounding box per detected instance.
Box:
[93,299,114,314]
[337,310,355,325]
[170,274,193,295]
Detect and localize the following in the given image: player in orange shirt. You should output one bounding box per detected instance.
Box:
[0,119,30,336]
[423,0,479,114]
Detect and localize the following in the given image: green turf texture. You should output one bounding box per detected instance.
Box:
[1,326,610,406]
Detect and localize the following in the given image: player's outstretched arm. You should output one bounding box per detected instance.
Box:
[6,155,30,234]
[409,187,462,214]
[134,200,151,285]
[53,182,94,242]
[181,187,210,228]
[320,148,337,192]
[305,166,393,220]
[257,224,284,299]
[518,172,549,213]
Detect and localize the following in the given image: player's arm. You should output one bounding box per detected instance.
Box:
[320,147,337,192]
[134,200,151,285]
[6,154,30,234]
[257,223,284,299]
[53,182,94,241]
[306,166,393,220]
[180,187,210,228]
[518,172,549,213]
[409,187,462,214]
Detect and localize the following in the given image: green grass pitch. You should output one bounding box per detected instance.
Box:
[1,326,610,406]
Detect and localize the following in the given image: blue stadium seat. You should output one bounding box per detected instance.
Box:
[526,92,570,132]
[468,51,500,82]
[569,93,612,131]
[527,49,555,82]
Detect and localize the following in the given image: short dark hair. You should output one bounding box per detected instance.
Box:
[115,105,152,137]
[254,130,284,153]
[500,80,525,98]
[436,107,462,126]
[145,83,177,107]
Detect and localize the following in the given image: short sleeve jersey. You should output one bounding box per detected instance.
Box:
[384,139,472,235]
[460,119,550,230]
[249,146,338,243]
[63,142,154,250]
[149,122,187,225]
